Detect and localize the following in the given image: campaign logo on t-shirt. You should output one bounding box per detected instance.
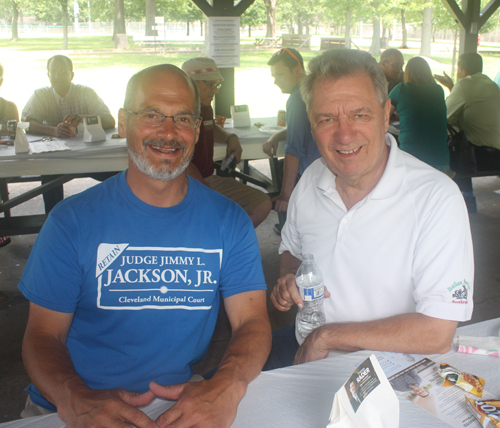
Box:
[95,243,222,310]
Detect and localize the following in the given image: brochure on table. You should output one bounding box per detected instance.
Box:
[374,352,497,428]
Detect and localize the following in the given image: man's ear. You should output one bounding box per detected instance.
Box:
[293,64,303,78]
[118,108,127,138]
[70,72,75,82]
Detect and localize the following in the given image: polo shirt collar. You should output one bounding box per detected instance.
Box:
[52,82,74,103]
[317,133,405,200]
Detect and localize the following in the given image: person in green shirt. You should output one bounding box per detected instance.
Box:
[389,57,450,173]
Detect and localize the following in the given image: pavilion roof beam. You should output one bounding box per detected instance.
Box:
[479,0,500,28]
[191,0,255,16]
[440,0,467,30]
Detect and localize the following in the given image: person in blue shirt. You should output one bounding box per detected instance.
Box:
[19,64,271,428]
[262,48,321,235]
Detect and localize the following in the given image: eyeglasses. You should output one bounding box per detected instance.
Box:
[202,81,223,90]
[272,48,303,68]
[49,70,72,77]
[384,60,405,69]
[127,110,201,129]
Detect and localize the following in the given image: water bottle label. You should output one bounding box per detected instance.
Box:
[299,286,324,301]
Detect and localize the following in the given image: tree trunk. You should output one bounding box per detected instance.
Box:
[264,0,277,37]
[420,6,432,56]
[248,26,251,37]
[113,0,126,41]
[400,9,408,48]
[345,2,351,49]
[186,20,190,36]
[298,16,302,35]
[200,19,204,36]
[369,2,381,56]
[11,0,19,41]
[61,0,69,49]
[380,25,388,48]
[145,0,156,36]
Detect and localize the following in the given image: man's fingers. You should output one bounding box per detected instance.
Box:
[324,285,331,298]
[117,389,156,407]
[156,406,184,428]
[150,381,186,401]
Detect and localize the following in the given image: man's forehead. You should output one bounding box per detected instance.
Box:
[49,59,70,70]
[386,52,403,63]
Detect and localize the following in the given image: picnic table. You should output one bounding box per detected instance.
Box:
[0,119,285,236]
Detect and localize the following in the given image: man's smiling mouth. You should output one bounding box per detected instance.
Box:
[338,147,361,155]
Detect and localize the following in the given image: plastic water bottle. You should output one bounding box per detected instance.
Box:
[295,254,326,339]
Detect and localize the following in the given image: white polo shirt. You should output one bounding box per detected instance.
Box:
[281,135,474,333]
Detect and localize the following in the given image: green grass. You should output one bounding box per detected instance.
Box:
[0,35,118,51]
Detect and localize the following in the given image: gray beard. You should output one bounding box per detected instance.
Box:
[128,139,192,182]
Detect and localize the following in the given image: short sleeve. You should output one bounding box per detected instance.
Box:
[82,86,112,116]
[218,207,267,299]
[412,182,474,321]
[18,205,83,313]
[446,82,466,128]
[388,83,401,107]
[22,91,46,123]
[284,93,311,160]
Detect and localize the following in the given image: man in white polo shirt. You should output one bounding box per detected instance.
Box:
[267,49,474,368]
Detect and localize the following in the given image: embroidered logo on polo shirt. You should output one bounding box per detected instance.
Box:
[447,280,470,304]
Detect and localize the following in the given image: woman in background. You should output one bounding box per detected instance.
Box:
[389,56,450,173]
[0,63,19,248]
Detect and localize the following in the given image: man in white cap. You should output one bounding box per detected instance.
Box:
[182,57,272,228]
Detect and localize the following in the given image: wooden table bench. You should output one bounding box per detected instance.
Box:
[320,37,346,50]
[281,34,311,49]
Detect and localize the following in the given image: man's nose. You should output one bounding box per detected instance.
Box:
[156,116,179,137]
[334,117,356,144]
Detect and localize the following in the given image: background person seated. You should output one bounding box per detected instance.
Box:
[0,62,19,249]
[182,57,272,228]
[389,57,449,173]
[380,48,404,93]
[435,52,500,212]
[22,55,116,213]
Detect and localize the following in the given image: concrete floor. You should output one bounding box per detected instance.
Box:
[1,174,500,423]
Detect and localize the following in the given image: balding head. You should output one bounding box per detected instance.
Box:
[123,64,200,116]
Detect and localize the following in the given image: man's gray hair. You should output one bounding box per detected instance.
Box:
[123,64,200,116]
[301,49,388,111]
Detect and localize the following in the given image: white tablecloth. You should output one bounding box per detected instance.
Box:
[0,121,283,179]
[2,318,499,428]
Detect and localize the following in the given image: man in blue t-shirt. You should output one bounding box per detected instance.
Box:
[262,48,321,235]
[19,64,271,428]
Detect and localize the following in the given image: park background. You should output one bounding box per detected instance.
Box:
[1,0,500,122]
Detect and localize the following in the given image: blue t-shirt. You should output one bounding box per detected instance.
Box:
[19,172,266,411]
[389,82,449,169]
[284,84,321,176]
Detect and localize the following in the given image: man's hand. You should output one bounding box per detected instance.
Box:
[272,193,289,213]
[294,325,330,365]
[226,136,242,163]
[55,121,76,138]
[151,378,244,428]
[271,275,331,312]
[433,72,454,91]
[63,114,83,128]
[263,136,279,157]
[58,387,157,428]
[270,273,302,312]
